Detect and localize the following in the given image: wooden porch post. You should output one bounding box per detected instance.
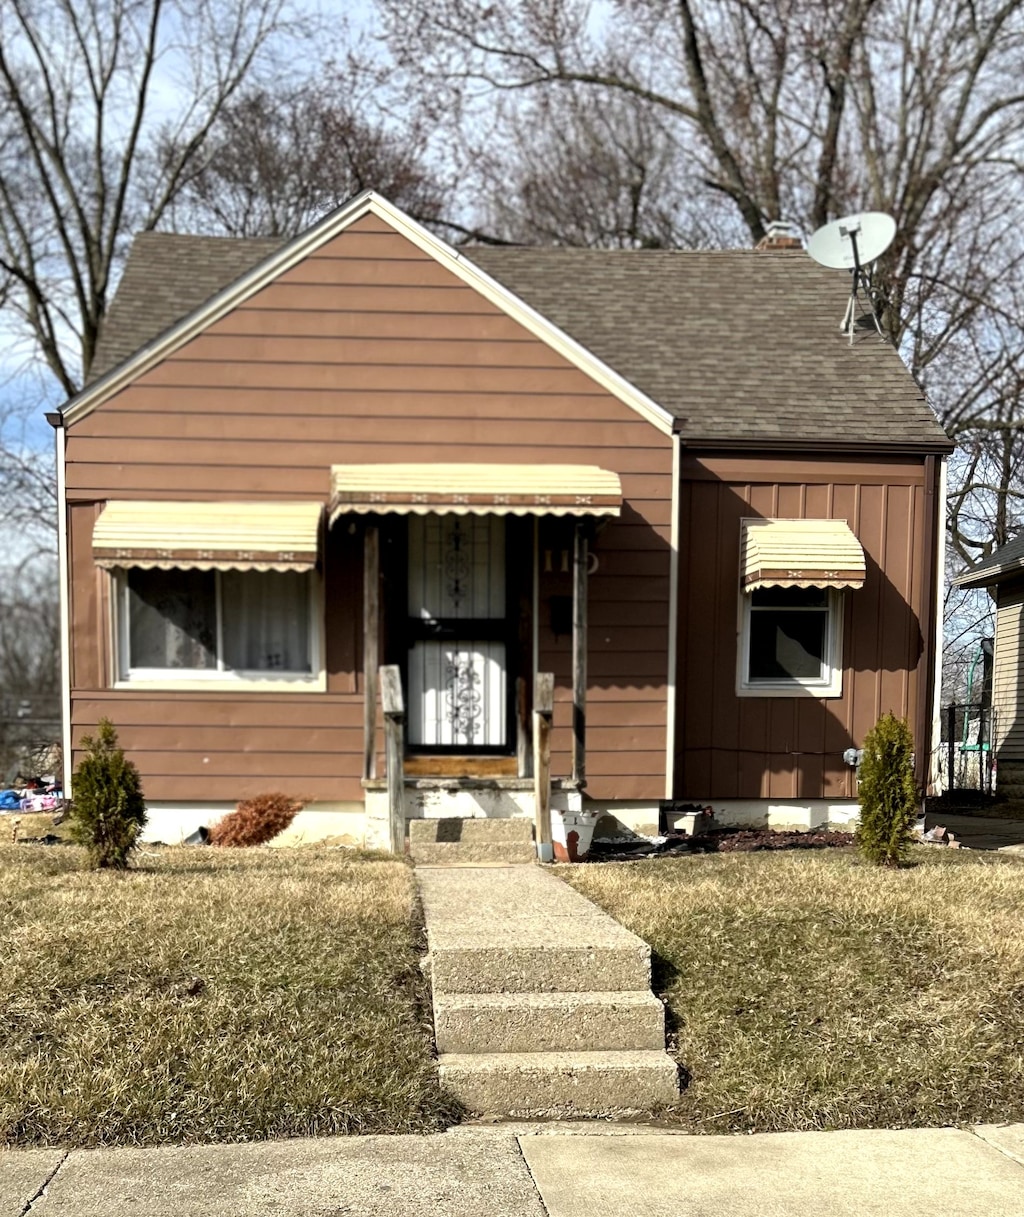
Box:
[362,522,379,781]
[533,671,554,861]
[380,664,406,854]
[572,520,588,788]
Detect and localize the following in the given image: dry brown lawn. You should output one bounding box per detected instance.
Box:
[0,843,455,1147]
[562,847,1024,1133]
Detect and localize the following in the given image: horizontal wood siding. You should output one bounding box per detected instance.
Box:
[993,585,1024,761]
[675,453,931,801]
[66,213,673,803]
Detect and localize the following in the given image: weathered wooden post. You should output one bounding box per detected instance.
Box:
[533,671,554,862]
[380,664,405,854]
[571,520,588,788]
[363,523,380,780]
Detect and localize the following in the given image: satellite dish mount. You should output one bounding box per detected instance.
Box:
[806,212,896,344]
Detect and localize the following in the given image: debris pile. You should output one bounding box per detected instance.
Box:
[918,823,961,849]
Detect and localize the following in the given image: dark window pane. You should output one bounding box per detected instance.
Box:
[128,569,216,669]
[751,585,829,608]
[221,571,311,673]
[749,610,827,681]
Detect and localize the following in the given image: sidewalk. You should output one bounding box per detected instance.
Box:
[4,1124,1024,1216]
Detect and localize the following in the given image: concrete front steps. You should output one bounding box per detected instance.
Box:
[408,816,536,865]
[417,865,679,1119]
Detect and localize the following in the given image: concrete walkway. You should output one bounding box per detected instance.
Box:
[417,864,677,1115]
[928,812,1024,852]
[4,1125,1024,1215]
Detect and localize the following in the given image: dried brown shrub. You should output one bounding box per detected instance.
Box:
[209,792,305,848]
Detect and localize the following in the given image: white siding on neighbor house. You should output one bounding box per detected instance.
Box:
[994,585,1024,760]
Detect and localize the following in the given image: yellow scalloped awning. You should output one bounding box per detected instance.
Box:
[329,463,622,522]
[742,518,866,591]
[93,501,322,572]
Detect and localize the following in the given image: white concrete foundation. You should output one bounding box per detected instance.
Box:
[140,794,860,851]
[141,802,366,847]
[586,803,662,839]
[705,798,860,832]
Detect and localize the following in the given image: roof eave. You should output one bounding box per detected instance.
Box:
[675,430,954,455]
[954,562,1024,590]
[61,192,675,436]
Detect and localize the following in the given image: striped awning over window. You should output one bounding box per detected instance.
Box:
[741,518,866,591]
[328,463,622,522]
[92,501,322,572]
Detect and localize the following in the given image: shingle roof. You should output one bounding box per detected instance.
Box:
[955,533,1024,589]
[90,230,950,449]
[91,233,281,379]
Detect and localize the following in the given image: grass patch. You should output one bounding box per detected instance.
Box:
[562,848,1024,1133]
[0,844,456,1147]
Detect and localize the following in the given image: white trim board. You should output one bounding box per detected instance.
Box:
[55,424,71,792]
[665,432,681,797]
[60,192,675,436]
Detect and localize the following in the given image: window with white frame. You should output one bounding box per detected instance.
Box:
[116,568,317,682]
[738,585,844,697]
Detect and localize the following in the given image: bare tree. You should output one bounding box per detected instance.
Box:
[166,75,447,239]
[0,388,58,555]
[382,0,1024,627]
[474,87,734,248]
[0,565,60,780]
[0,0,317,396]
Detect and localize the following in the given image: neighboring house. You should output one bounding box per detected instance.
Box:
[51,192,952,846]
[954,538,1024,796]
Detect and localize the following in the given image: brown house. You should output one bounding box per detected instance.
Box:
[52,193,951,846]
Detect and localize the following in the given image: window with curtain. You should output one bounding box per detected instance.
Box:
[738,585,844,697]
[121,569,313,678]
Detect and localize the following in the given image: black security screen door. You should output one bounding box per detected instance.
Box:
[405,514,514,751]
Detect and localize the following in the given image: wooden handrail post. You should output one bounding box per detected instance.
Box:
[572,520,588,788]
[380,664,405,854]
[363,523,380,780]
[533,671,554,862]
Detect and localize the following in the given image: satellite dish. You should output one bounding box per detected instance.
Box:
[806,211,896,342]
[807,212,896,271]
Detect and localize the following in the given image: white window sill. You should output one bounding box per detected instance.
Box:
[113,673,326,693]
[736,679,842,699]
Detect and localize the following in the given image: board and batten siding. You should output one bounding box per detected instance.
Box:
[993,584,1024,762]
[65,213,673,803]
[674,453,934,802]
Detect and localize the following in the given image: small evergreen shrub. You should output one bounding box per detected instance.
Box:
[856,712,918,867]
[68,719,147,869]
[209,792,304,847]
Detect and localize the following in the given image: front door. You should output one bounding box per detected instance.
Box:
[406,514,512,752]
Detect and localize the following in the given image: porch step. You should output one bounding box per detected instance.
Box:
[438,1050,679,1118]
[411,841,537,865]
[408,817,534,843]
[433,989,666,1054]
[429,941,650,994]
[408,816,536,865]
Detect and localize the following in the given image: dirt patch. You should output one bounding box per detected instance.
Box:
[588,827,853,862]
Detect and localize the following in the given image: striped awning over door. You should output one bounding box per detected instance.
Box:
[329,463,622,523]
[741,518,866,591]
[92,501,322,571]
